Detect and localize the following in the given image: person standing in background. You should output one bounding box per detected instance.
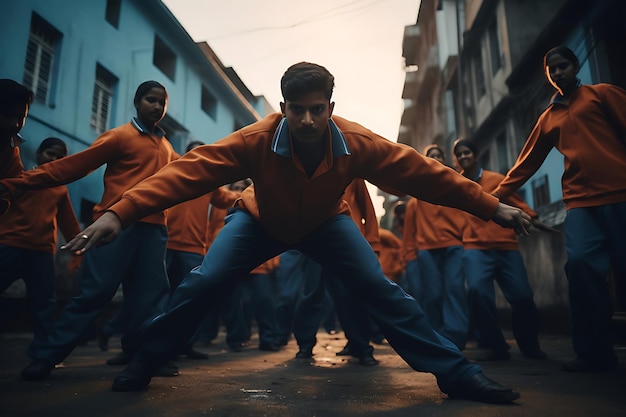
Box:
[494,46,626,372]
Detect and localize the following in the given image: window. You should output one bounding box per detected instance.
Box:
[473,49,486,98]
[488,19,503,74]
[153,35,176,80]
[23,13,61,104]
[201,86,217,119]
[91,64,117,134]
[105,0,122,28]
[532,174,550,208]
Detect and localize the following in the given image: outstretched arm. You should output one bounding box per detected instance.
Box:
[492,202,532,236]
[61,211,122,254]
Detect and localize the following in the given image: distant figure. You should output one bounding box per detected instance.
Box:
[494,46,626,372]
[0,137,81,358]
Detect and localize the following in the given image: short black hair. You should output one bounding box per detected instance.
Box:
[543,46,579,69]
[0,79,34,113]
[186,140,205,153]
[280,62,334,101]
[37,137,68,155]
[134,80,167,106]
[452,138,479,156]
[423,143,444,158]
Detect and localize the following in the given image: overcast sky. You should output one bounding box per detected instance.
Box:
[161,0,421,141]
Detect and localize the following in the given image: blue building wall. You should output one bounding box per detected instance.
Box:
[0,0,263,222]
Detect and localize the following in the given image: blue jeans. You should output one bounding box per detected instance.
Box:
[274,250,311,344]
[135,209,480,390]
[0,245,55,358]
[417,246,468,350]
[464,249,540,354]
[565,202,626,362]
[36,222,170,364]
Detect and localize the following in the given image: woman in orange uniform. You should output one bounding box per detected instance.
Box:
[0,138,81,358]
[494,46,626,372]
[453,138,546,361]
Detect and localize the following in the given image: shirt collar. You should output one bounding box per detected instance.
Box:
[12,133,25,147]
[131,117,166,138]
[271,117,351,158]
[550,78,582,106]
[469,167,483,182]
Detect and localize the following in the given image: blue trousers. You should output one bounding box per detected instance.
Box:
[0,245,55,358]
[134,209,480,390]
[245,272,280,346]
[464,249,541,354]
[274,250,316,345]
[417,246,468,350]
[564,202,626,363]
[36,222,170,364]
[403,257,421,300]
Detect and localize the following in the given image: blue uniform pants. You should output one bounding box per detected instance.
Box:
[134,209,480,389]
[0,245,55,358]
[464,249,540,354]
[35,222,170,364]
[564,202,626,363]
[417,246,468,350]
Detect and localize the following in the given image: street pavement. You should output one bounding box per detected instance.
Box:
[1,329,625,417]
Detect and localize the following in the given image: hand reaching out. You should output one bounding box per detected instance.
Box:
[491,202,532,236]
[61,211,122,254]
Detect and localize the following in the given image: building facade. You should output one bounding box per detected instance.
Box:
[0,0,270,224]
[399,0,626,329]
[0,0,272,302]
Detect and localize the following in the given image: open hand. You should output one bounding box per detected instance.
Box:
[61,211,122,254]
[492,202,532,235]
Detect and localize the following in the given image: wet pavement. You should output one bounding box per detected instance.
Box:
[1,329,625,417]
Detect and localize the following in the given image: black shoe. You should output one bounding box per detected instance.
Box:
[521,348,547,360]
[106,351,131,366]
[336,346,352,356]
[112,366,152,392]
[446,372,520,404]
[182,347,209,359]
[228,343,246,353]
[295,348,313,359]
[155,361,180,377]
[97,329,110,351]
[20,359,54,381]
[562,357,618,373]
[476,349,510,361]
[358,352,379,366]
[259,343,281,352]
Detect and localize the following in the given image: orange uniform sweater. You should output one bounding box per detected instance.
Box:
[464,170,537,251]
[0,185,80,253]
[1,143,23,179]
[166,187,238,256]
[494,83,626,208]
[107,113,499,244]
[0,121,176,225]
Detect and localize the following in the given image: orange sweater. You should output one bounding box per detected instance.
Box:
[0,185,80,253]
[402,198,418,263]
[378,228,405,282]
[404,196,465,252]
[494,84,626,209]
[166,186,239,255]
[1,143,23,179]
[0,121,176,225]
[108,113,499,244]
[343,178,381,252]
[464,170,537,251]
